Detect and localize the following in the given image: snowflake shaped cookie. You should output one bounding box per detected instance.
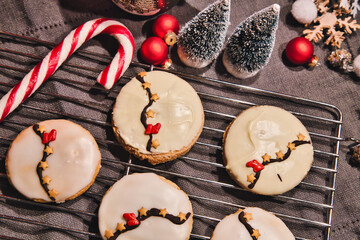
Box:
[303,0,360,48]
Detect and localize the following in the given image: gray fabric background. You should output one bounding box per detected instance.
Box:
[0,0,359,239]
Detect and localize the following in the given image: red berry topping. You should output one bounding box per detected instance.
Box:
[123,213,139,226]
[42,129,57,144]
[246,159,265,172]
[145,123,161,135]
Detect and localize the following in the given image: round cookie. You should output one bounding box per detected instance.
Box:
[112,70,204,165]
[6,119,101,203]
[211,207,295,240]
[98,173,193,240]
[223,105,313,195]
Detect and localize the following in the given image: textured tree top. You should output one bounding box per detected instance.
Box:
[177,0,230,61]
[225,4,280,73]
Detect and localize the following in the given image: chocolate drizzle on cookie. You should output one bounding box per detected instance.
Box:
[33,124,57,201]
[106,207,191,240]
[238,211,260,240]
[136,72,161,151]
[247,135,311,189]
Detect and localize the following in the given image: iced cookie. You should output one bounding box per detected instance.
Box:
[223,105,313,195]
[211,207,295,240]
[98,173,193,240]
[6,119,101,203]
[112,71,204,164]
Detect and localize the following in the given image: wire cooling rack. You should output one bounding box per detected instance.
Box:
[0,31,342,240]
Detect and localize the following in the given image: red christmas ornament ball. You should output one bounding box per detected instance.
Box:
[157,0,166,9]
[153,14,179,38]
[285,37,314,65]
[140,36,168,65]
[153,14,179,46]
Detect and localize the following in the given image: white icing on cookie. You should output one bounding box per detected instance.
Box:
[223,105,313,195]
[112,70,204,154]
[211,207,295,240]
[98,173,193,240]
[6,119,101,203]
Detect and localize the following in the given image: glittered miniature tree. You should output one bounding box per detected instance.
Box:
[177,0,230,68]
[223,4,280,79]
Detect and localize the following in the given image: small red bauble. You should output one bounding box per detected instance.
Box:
[153,14,179,46]
[140,37,168,65]
[157,0,166,9]
[285,37,314,65]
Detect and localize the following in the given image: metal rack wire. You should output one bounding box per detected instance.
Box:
[0,31,342,240]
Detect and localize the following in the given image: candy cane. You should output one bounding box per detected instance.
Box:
[0,18,135,122]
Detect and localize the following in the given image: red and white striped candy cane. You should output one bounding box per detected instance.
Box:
[0,18,135,122]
